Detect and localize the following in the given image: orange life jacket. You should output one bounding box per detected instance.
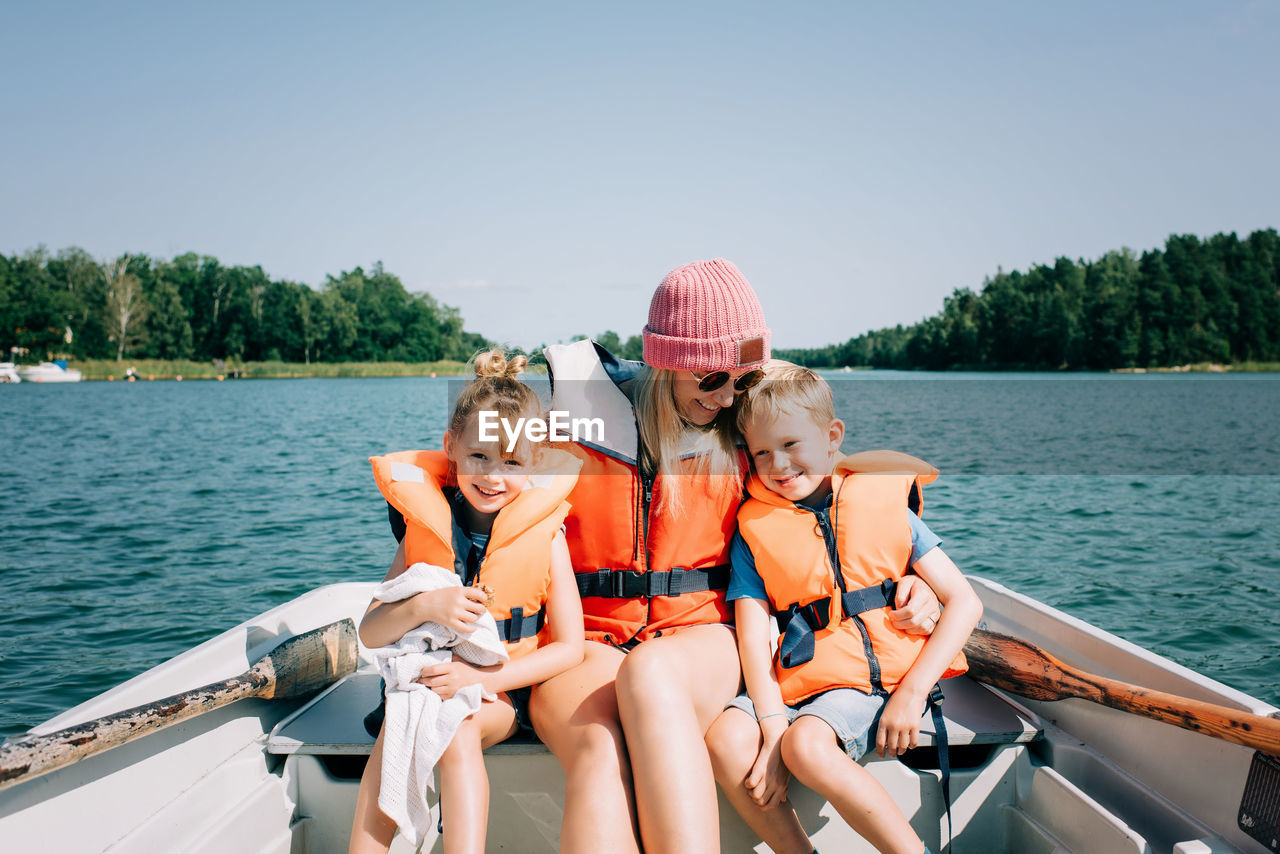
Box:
[546,340,741,645]
[736,450,967,705]
[370,448,581,659]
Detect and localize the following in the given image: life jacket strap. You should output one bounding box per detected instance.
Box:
[777,578,897,669]
[575,565,730,599]
[494,606,545,643]
[928,682,953,851]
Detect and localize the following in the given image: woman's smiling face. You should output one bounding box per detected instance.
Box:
[671,369,756,426]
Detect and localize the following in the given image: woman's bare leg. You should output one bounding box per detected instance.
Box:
[529,641,638,854]
[436,698,519,854]
[781,716,924,854]
[615,624,743,854]
[705,708,813,854]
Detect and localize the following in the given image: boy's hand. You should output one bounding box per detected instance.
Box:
[419,586,489,633]
[745,718,791,809]
[890,575,941,635]
[417,660,489,699]
[876,689,925,758]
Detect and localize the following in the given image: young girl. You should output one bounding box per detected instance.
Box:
[348,350,585,854]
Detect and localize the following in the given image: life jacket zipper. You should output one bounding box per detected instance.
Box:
[639,468,655,631]
[809,488,886,695]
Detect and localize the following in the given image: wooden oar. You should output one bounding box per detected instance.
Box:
[963,627,1280,756]
[0,617,358,791]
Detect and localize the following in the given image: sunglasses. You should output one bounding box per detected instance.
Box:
[692,368,764,393]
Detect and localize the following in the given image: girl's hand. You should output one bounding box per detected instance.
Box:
[744,718,791,809]
[417,660,490,699]
[876,689,925,758]
[890,575,942,635]
[420,586,489,634]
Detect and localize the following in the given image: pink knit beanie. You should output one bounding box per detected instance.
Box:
[641,258,771,372]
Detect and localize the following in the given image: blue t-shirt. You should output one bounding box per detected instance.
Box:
[727,498,942,603]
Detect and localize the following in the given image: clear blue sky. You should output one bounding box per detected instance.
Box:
[3,1,1277,349]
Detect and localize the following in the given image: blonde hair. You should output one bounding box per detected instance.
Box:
[734,360,835,435]
[634,367,744,514]
[448,349,542,451]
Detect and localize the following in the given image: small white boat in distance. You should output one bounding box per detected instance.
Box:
[17,361,83,383]
[0,363,19,383]
[1,578,1277,853]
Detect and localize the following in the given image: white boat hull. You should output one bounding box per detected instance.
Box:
[16,363,82,383]
[0,578,1273,853]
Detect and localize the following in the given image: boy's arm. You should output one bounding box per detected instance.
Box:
[737,596,788,721]
[358,540,487,648]
[736,596,793,808]
[876,547,983,757]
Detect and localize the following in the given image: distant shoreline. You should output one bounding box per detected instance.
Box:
[19,358,1279,381]
[63,359,476,381]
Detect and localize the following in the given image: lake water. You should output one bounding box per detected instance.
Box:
[1,373,1278,738]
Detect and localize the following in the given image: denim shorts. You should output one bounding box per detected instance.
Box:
[726,687,888,760]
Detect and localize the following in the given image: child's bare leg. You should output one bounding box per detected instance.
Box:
[437,697,519,854]
[349,724,397,854]
[781,716,924,854]
[706,708,812,854]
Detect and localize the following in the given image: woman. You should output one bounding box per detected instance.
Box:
[531,259,940,853]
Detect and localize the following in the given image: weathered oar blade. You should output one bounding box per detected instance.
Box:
[0,618,358,791]
[964,627,1280,756]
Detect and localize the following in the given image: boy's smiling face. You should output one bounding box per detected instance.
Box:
[741,408,844,505]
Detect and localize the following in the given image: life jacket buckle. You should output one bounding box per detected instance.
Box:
[798,597,831,631]
[612,569,646,598]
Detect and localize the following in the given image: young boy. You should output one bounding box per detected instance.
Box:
[706,362,983,854]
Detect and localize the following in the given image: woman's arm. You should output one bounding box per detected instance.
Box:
[890,574,942,634]
[358,540,488,649]
[420,530,586,698]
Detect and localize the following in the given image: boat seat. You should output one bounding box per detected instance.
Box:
[267,670,1041,756]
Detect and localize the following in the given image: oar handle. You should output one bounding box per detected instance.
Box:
[964,628,1280,756]
[0,618,358,791]
[0,674,261,788]
[1091,671,1280,756]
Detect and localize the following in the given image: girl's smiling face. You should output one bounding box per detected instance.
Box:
[444,412,537,518]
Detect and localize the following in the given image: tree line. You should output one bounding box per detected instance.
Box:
[774,229,1280,370]
[7,229,1278,371]
[0,248,489,364]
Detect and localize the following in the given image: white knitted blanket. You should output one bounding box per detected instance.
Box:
[370,562,509,846]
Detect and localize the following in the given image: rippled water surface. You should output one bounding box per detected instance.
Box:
[1,373,1278,737]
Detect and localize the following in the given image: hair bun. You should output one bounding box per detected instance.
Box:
[471,348,527,380]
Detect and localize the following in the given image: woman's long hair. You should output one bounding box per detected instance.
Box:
[633,367,743,515]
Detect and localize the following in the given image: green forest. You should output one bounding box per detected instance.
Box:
[3,228,1278,372]
[0,250,489,365]
[774,229,1280,370]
